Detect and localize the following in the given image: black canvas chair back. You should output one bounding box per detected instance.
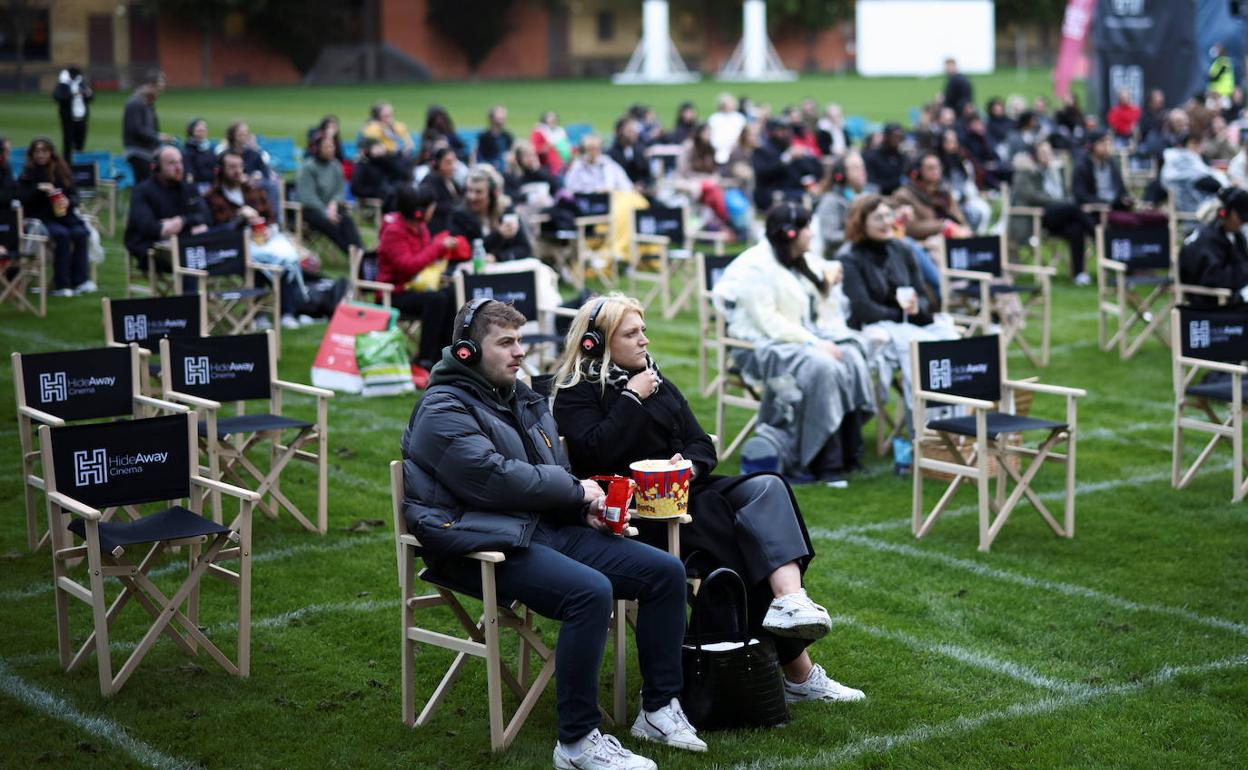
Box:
[635,206,685,244]
[165,333,271,402]
[177,228,248,278]
[703,254,735,292]
[1178,304,1248,364]
[108,294,204,346]
[917,334,1002,403]
[47,414,191,510]
[460,271,540,321]
[1103,226,1170,273]
[20,346,135,421]
[357,250,381,282]
[71,162,98,190]
[945,236,1002,277]
[573,192,610,217]
[0,204,17,253]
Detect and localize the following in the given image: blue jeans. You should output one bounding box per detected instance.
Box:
[905,237,942,297]
[45,217,89,290]
[433,520,687,743]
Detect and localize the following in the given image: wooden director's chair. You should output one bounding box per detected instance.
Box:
[348,245,425,349]
[160,331,332,534]
[629,205,727,320]
[910,335,1084,551]
[572,192,616,289]
[390,461,649,750]
[1170,304,1248,501]
[695,252,735,399]
[453,268,573,375]
[938,234,1054,367]
[42,413,257,696]
[103,292,209,395]
[13,344,187,552]
[1096,224,1175,360]
[0,203,49,317]
[71,159,118,237]
[170,228,283,352]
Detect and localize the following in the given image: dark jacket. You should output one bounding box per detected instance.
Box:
[348,157,394,206]
[0,164,17,209]
[449,206,533,262]
[608,143,652,187]
[182,142,216,189]
[122,93,160,160]
[943,72,974,114]
[1179,222,1248,304]
[18,165,79,222]
[52,76,92,125]
[751,141,818,209]
[864,146,906,195]
[401,348,587,558]
[418,174,461,235]
[476,129,514,169]
[842,237,934,328]
[1071,153,1128,208]
[124,176,210,258]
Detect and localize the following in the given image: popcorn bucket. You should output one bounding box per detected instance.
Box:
[629,459,693,519]
[591,475,635,535]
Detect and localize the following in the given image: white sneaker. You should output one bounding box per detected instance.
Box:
[1073,272,1092,287]
[784,663,865,704]
[762,589,832,640]
[553,730,656,770]
[50,288,75,298]
[254,315,273,330]
[297,313,316,326]
[280,314,301,329]
[74,280,98,294]
[630,697,707,752]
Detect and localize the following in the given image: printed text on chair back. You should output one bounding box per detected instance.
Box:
[108,294,203,344]
[702,254,735,291]
[20,346,134,421]
[166,333,271,402]
[0,205,17,253]
[70,162,98,189]
[635,206,685,244]
[573,192,610,217]
[49,415,191,508]
[461,271,540,321]
[177,228,247,277]
[1178,305,1248,363]
[1104,226,1170,272]
[918,334,1001,402]
[944,236,1002,277]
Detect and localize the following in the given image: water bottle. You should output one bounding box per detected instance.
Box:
[471,238,486,273]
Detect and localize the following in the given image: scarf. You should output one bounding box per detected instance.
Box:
[581,354,663,394]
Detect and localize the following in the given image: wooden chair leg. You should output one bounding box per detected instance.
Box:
[480,561,505,752]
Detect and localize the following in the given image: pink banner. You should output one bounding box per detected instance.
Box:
[1053,0,1096,100]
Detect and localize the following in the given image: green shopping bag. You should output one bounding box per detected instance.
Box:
[355,327,414,397]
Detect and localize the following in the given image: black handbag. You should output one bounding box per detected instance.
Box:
[680,567,789,731]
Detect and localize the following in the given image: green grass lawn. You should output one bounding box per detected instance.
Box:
[2,74,1246,770]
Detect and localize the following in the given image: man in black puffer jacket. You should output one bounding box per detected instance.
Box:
[1178,187,1248,305]
[401,298,704,769]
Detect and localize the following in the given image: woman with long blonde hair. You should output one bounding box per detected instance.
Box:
[551,293,866,706]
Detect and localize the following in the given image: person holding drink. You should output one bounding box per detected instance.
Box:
[402,298,704,770]
[551,293,867,706]
[17,137,92,297]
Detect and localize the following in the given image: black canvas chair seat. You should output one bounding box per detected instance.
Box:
[954,283,1040,296]
[1184,380,1247,403]
[68,505,230,553]
[212,286,269,301]
[199,413,313,440]
[148,361,162,378]
[928,411,1067,438]
[1122,274,1173,288]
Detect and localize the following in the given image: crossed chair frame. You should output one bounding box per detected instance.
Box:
[0,204,49,317]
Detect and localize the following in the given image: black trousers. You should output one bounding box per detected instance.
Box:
[300,206,361,255]
[60,119,87,163]
[1041,202,1096,276]
[391,287,455,367]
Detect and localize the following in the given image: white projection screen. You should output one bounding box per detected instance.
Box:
[855,0,995,76]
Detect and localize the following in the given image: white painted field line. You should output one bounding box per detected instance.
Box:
[0,658,200,770]
[832,614,1085,694]
[817,531,1248,638]
[0,531,391,602]
[728,653,1248,770]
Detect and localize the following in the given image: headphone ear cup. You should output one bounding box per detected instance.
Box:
[452,339,480,365]
[580,329,605,358]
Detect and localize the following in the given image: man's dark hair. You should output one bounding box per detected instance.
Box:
[452,300,527,345]
[143,68,164,87]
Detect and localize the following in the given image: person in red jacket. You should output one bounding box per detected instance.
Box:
[378,184,470,372]
[1106,88,1142,141]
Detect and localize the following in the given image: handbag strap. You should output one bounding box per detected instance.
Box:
[687,566,750,649]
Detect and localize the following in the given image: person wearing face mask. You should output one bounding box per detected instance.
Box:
[551,293,866,709]
[712,203,876,486]
[404,298,702,770]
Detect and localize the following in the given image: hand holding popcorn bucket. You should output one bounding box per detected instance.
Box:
[629,459,694,519]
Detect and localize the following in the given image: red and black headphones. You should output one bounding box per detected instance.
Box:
[451,297,495,365]
[768,203,800,242]
[579,298,608,359]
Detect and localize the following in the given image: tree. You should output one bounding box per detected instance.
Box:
[426,0,517,76]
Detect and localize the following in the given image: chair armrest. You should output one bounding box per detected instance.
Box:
[281,201,302,211]
[945,268,995,282]
[722,337,756,351]
[921,391,995,410]
[273,379,334,399]
[1003,379,1087,398]
[465,550,506,563]
[191,475,262,503]
[1010,205,1045,215]
[178,266,209,279]
[692,230,730,243]
[164,389,222,411]
[134,394,190,414]
[1081,203,1110,213]
[1179,284,1234,299]
[634,234,670,246]
[1176,358,1248,375]
[550,306,579,318]
[18,405,66,427]
[249,260,283,275]
[574,215,611,227]
[1100,259,1127,272]
[1004,263,1057,277]
[354,279,394,294]
[48,490,101,520]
